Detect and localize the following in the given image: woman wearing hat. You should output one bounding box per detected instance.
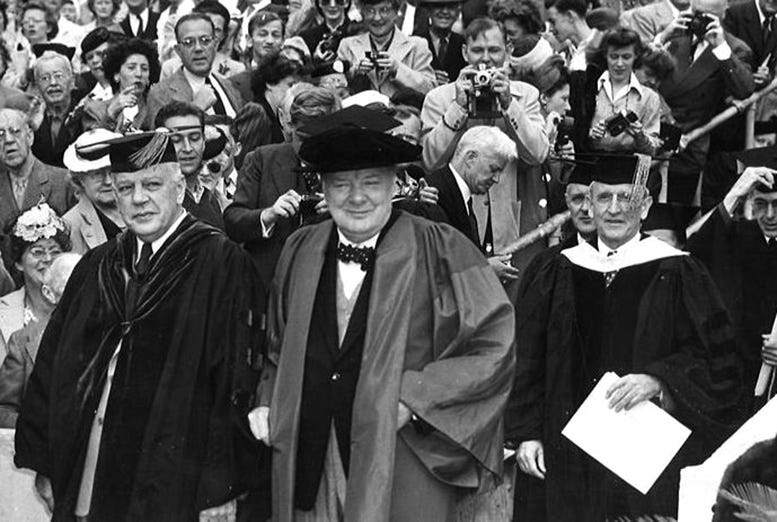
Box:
[98,37,160,132]
[62,129,125,254]
[76,27,123,100]
[299,0,353,63]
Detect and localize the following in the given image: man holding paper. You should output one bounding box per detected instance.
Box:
[688,157,777,406]
[507,153,744,521]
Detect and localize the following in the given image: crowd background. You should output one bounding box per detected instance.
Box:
[0,0,776,518]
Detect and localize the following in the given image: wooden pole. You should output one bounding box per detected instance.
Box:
[497,210,571,256]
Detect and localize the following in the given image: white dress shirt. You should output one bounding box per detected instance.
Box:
[448,163,472,213]
[337,229,379,300]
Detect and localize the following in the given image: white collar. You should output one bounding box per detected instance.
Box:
[562,234,687,273]
[337,229,379,249]
[130,8,149,22]
[756,0,768,25]
[597,71,644,101]
[448,163,472,210]
[135,210,187,260]
[597,230,642,257]
[182,66,208,89]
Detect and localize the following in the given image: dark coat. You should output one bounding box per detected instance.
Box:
[14,216,266,521]
[419,30,466,81]
[224,143,303,287]
[119,11,160,41]
[724,0,777,68]
[426,165,479,246]
[32,97,85,168]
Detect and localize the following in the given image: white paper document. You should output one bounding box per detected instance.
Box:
[561,372,692,495]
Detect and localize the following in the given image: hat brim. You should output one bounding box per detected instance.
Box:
[63,145,111,172]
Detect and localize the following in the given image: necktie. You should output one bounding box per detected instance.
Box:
[12,178,26,208]
[605,250,617,287]
[768,237,777,252]
[482,202,493,255]
[336,242,375,271]
[437,36,448,63]
[134,242,153,279]
[205,76,227,115]
[135,13,144,36]
[764,15,773,49]
[467,197,479,244]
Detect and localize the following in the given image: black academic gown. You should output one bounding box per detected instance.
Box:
[506,237,744,522]
[14,216,267,521]
[687,203,777,401]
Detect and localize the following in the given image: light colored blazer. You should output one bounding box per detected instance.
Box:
[0,288,24,348]
[63,197,112,254]
[337,30,436,96]
[620,0,675,43]
[145,68,245,129]
[0,320,44,428]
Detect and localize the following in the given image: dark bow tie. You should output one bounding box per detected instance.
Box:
[336,242,375,271]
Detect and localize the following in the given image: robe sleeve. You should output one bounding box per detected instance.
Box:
[640,257,745,440]
[503,251,557,444]
[14,249,97,476]
[398,224,516,476]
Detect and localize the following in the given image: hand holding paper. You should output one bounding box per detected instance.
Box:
[605,374,662,412]
[562,372,691,495]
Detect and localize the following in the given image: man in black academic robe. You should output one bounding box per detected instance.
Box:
[507,154,744,522]
[14,132,265,521]
[688,165,777,404]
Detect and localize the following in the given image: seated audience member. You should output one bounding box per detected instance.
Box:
[160,0,245,81]
[224,86,341,286]
[21,3,57,48]
[299,0,352,63]
[99,37,160,132]
[82,0,123,32]
[687,165,777,406]
[62,129,125,254]
[546,0,595,71]
[421,18,549,296]
[0,204,70,348]
[77,27,123,101]
[0,108,73,271]
[146,13,244,127]
[156,101,225,230]
[427,125,522,282]
[416,0,466,86]
[621,0,689,44]
[0,252,80,428]
[655,0,754,207]
[32,50,87,167]
[587,28,661,154]
[312,58,351,100]
[246,11,285,69]
[337,0,436,96]
[119,0,158,40]
[280,35,313,66]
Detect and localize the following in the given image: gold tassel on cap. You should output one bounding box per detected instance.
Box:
[129,129,170,170]
[629,153,652,204]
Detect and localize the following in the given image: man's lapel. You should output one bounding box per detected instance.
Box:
[22,159,50,209]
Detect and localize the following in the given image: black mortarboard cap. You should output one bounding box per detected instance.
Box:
[736,145,777,192]
[584,152,660,192]
[643,202,695,234]
[300,128,421,173]
[33,43,76,60]
[298,105,402,137]
[566,162,592,186]
[106,131,178,172]
[203,128,228,160]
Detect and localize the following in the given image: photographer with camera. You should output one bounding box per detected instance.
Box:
[300,0,353,64]
[421,17,549,295]
[587,28,661,154]
[654,0,754,207]
[336,0,436,96]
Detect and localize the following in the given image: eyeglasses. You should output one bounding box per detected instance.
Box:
[178,35,215,49]
[37,72,68,84]
[0,127,24,139]
[362,6,395,17]
[28,246,62,259]
[593,192,633,207]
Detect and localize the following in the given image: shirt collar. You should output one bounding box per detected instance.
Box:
[597,71,644,100]
[132,7,149,22]
[135,210,187,260]
[337,229,379,249]
[448,163,472,209]
[756,0,768,25]
[182,66,208,88]
[597,230,642,257]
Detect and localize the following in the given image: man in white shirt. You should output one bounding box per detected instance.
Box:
[146,13,244,128]
[546,0,594,71]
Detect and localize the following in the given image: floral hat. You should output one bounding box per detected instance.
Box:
[13,203,67,243]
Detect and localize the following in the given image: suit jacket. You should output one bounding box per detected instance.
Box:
[0,157,72,233]
[223,142,304,287]
[120,10,160,41]
[32,98,85,168]
[426,166,479,247]
[145,68,245,128]
[724,0,777,67]
[63,197,110,254]
[0,319,45,428]
[0,288,24,345]
[419,30,466,82]
[337,30,436,96]
[620,0,675,43]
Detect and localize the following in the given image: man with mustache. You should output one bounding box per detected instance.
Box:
[508,153,743,521]
[14,130,264,522]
